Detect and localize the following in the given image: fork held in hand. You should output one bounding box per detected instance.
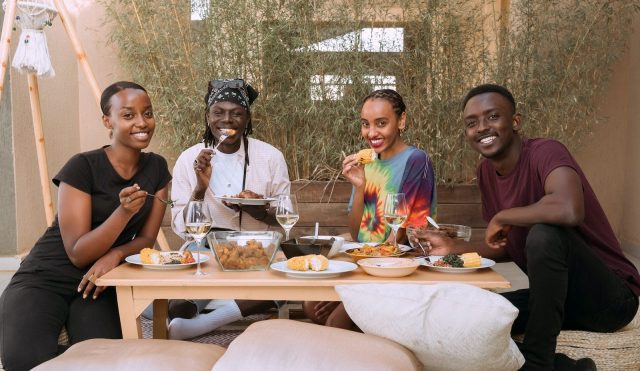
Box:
[212,134,229,152]
[147,193,175,207]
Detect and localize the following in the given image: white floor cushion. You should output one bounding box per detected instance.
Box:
[337,283,525,371]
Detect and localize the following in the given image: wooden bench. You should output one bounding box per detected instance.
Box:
[158,181,486,248]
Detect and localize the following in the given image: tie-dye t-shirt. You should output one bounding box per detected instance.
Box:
[349,146,437,242]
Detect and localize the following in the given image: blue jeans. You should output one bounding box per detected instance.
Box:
[502,224,638,370]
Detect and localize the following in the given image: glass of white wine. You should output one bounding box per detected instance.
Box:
[185,200,212,276]
[383,193,408,248]
[275,194,299,241]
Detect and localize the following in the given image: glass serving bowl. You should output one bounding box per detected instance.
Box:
[206,231,282,271]
[428,224,472,242]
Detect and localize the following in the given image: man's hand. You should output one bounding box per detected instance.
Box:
[413,229,455,256]
[485,213,511,249]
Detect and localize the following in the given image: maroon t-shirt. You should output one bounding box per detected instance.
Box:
[478,138,640,296]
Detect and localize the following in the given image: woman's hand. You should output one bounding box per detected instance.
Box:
[119,184,147,215]
[193,149,215,195]
[342,153,365,188]
[77,249,122,299]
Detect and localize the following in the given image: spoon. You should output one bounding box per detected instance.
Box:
[427,216,440,230]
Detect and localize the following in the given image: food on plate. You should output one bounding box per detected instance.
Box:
[214,239,272,269]
[461,252,481,267]
[180,250,195,264]
[287,254,329,272]
[224,189,265,199]
[349,242,401,257]
[139,248,195,265]
[433,254,464,268]
[356,148,376,165]
[140,248,161,264]
[219,128,237,136]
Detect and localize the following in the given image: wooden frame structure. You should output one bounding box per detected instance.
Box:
[0,0,170,251]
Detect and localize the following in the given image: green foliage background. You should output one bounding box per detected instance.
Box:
[103,0,639,183]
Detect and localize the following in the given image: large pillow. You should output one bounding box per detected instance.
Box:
[336,283,525,371]
[32,339,225,371]
[213,319,421,371]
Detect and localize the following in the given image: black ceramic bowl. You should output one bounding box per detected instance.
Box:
[280,238,333,259]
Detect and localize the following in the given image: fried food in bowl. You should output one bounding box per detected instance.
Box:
[207,231,282,271]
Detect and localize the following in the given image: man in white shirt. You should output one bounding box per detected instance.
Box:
[168,79,290,340]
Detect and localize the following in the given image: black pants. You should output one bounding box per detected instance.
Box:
[0,271,122,371]
[502,224,639,371]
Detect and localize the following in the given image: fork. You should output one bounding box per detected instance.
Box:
[147,193,176,207]
[212,134,229,152]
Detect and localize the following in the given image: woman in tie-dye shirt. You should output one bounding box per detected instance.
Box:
[343,89,436,243]
[303,89,436,331]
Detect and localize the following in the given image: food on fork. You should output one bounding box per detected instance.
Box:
[219,128,237,136]
[287,254,329,271]
[461,252,481,267]
[356,148,376,165]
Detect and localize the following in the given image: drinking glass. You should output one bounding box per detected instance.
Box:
[275,194,299,241]
[383,193,408,247]
[185,200,212,276]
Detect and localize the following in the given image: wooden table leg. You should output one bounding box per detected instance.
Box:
[115,286,141,339]
[153,299,168,339]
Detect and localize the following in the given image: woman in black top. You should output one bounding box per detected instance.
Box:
[0,81,172,371]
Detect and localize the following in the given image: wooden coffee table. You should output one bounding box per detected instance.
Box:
[97,253,510,339]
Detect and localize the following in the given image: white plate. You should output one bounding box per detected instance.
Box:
[420,255,495,273]
[340,242,411,253]
[270,260,357,279]
[213,196,277,205]
[125,252,210,270]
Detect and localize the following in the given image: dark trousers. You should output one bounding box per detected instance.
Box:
[502,224,639,371]
[0,272,122,371]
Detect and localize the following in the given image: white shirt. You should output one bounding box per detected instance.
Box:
[171,138,291,237]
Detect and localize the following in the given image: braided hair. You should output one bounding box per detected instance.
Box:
[361,89,406,118]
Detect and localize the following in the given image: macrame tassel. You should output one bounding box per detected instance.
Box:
[12,28,55,77]
[4,0,58,77]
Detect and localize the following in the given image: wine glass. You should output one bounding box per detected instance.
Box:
[383,193,408,248]
[185,200,212,276]
[275,194,299,241]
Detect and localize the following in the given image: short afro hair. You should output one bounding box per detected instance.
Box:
[462,84,515,113]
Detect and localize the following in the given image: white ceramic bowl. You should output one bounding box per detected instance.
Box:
[357,257,420,278]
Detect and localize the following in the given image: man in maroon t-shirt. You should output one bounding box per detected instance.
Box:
[417,84,639,371]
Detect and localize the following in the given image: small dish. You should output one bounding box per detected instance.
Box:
[281,235,345,259]
[357,257,420,278]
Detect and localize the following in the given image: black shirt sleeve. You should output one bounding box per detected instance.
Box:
[52,153,92,193]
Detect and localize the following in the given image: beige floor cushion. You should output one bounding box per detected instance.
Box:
[32,338,226,371]
[213,319,422,371]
